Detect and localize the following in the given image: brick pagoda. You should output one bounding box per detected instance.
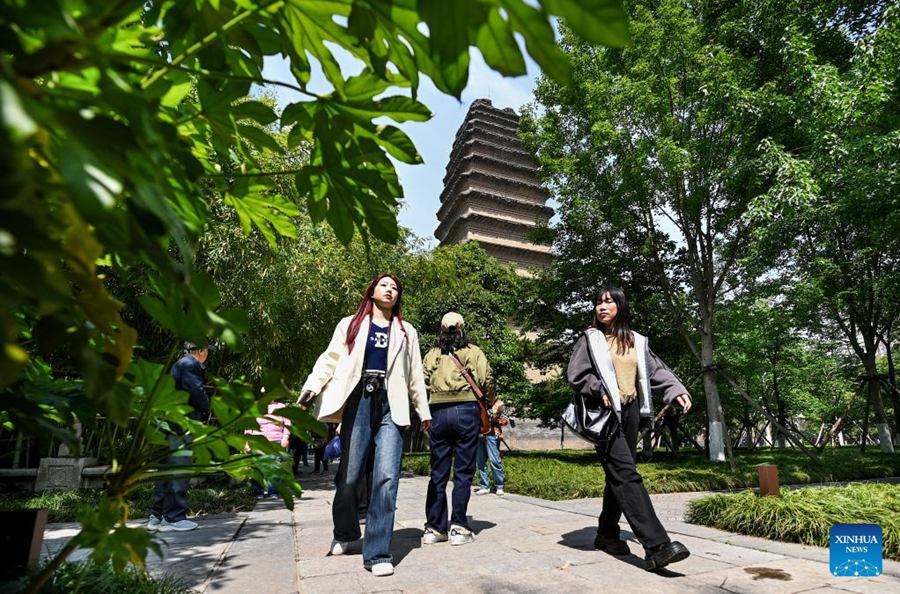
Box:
[435,99,553,274]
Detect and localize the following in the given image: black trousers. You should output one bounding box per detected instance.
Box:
[314,444,328,471]
[595,400,669,550]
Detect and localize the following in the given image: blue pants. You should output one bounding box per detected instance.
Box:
[332,384,404,566]
[425,402,480,532]
[476,434,504,490]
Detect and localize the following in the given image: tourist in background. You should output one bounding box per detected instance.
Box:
[297,273,431,577]
[148,341,211,532]
[567,286,692,570]
[421,312,494,546]
[312,423,336,474]
[289,433,308,473]
[244,397,291,498]
[475,396,506,496]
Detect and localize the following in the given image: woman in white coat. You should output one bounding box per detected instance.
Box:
[298,273,431,577]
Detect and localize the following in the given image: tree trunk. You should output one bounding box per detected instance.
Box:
[700,325,726,462]
[863,351,894,453]
[880,332,900,444]
[773,368,787,449]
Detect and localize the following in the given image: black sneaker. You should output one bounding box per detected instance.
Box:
[644,541,690,570]
[594,534,630,555]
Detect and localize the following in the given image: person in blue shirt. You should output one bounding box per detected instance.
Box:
[148,341,211,532]
[298,273,431,577]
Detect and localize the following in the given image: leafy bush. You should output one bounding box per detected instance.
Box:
[0,481,257,523]
[402,447,900,499]
[2,1,628,588]
[686,484,900,561]
[37,560,193,594]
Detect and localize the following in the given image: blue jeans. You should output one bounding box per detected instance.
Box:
[332,384,404,566]
[477,434,504,490]
[425,402,480,532]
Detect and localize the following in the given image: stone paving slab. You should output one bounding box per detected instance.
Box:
[36,470,900,593]
[205,498,297,593]
[293,471,900,594]
[41,514,248,591]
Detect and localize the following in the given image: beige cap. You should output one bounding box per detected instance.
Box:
[441,311,465,331]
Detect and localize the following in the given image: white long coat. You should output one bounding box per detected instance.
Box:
[301,315,431,426]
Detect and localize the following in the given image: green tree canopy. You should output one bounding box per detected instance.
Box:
[0,1,630,589]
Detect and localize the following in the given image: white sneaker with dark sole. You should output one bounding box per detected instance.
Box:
[495,488,505,496]
[449,525,475,546]
[371,562,394,576]
[422,527,448,545]
[158,519,198,532]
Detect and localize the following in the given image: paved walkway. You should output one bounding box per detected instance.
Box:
[41,470,900,593]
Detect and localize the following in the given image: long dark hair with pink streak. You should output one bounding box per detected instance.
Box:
[345,273,406,352]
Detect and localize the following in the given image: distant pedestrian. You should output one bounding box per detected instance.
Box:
[313,424,337,473]
[422,312,494,546]
[290,433,309,473]
[475,396,506,496]
[244,400,291,498]
[297,273,431,577]
[567,287,692,570]
[148,341,211,532]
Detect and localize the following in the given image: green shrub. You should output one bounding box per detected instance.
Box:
[686,483,900,561]
[402,446,900,500]
[37,559,193,594]
[0,480,257,523]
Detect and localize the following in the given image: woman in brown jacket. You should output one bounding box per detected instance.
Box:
[567,286,692,571]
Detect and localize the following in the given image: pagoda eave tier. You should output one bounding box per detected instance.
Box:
[468,238,554,270]
[435,211,548,243]
[439,169,547,205]
[443,146,538,187]
[436,189,554,226]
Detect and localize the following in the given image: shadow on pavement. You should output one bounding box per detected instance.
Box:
[469,519,497,535]
[392,527,423,566]
[558,527,650,571]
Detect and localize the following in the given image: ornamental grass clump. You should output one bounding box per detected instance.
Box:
[686,483,899,561]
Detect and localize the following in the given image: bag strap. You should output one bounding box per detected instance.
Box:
[448,352,485,401]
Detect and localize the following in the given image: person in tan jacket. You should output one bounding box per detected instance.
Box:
[421,312,494,547]
[298,273,431,577]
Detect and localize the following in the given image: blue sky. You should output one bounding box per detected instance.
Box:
[261,48,541,248]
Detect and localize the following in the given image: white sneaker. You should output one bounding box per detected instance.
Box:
[330,539,350,555]
[371,562,394,577]
[495,488,505,496]
[158,519,198,532]
[449,525,474,546]
[146,515,161,531]
[475,487,490,495]
[422,527,448,545]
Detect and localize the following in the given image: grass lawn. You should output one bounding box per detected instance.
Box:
[0,479,257,523]
[402,446,900,500]
[35,559,193,594]
[686,483,900,561]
